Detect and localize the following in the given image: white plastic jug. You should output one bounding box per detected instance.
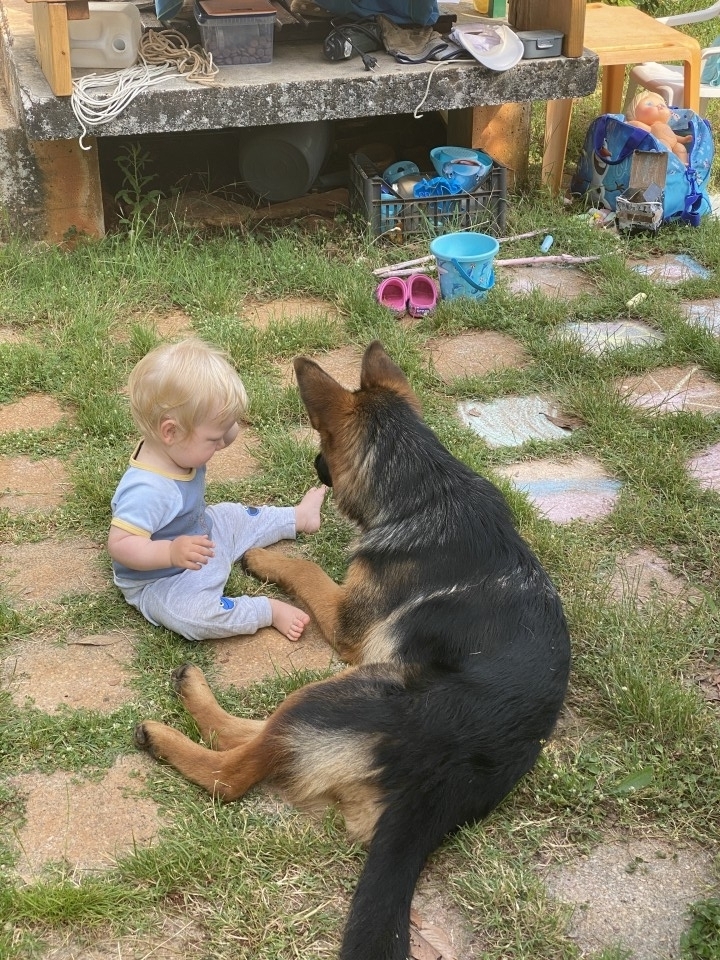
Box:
[68,2,142,69]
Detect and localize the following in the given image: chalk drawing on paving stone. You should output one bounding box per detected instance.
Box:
[687,441,720,493]
[496,456,622,524]
[501,265,597,298]
[618,365,720,415]
[557,320,663,356]
[681,299,720,336]
[458,395,574,448]
[630,255,710,284]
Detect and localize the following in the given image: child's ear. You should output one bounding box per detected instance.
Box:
[159,417,178,445]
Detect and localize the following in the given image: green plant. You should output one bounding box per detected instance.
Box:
[114,143,163,223]
[681,898,720,959]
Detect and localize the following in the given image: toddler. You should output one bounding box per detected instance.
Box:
[108,338,326,643]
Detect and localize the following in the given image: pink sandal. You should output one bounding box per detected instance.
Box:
[376,276,408,314]
[407,273,438,318]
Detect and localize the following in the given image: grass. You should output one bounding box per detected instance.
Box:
[1,8,720,957]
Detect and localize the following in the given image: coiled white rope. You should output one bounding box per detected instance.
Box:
[71,29,219,150]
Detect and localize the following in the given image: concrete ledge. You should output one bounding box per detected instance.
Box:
[1,0,598,142]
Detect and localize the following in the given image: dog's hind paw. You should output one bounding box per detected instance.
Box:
[134,721,168,760]
[133,721,153,753]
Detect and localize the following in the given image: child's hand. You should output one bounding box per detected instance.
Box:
[170,535,215,570]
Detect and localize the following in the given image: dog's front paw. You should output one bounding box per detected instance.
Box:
[171,662,197,693]
[242,547,273,582]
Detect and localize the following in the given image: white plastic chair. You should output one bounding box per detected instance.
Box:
[624,0,720,115]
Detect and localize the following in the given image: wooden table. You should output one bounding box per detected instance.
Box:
[541,1,702,192]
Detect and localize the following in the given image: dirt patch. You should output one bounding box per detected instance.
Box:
[148,311,194,340]
[0,455,71,514]
[0,394,67,433]
[2,630,137,713]
[11,754,160,881]
[605,548,704,608]
[693,661,720,707]
[0,539,107,606]
[273,344,364,390]
[40,917,206,960]
[411,877,481,960]
[0,327,28,344]
[205,423,262,483]
[618,365,720,415]
[242,297,342,330]
[425,331,529,382]
[111,310,194,343]
[542,838,716,959]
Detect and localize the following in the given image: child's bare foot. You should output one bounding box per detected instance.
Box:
[269,598,310,642]
[295,484,327,535]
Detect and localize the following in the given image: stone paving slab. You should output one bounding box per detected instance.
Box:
[630,255,711,284]
[458,395,574,448]
[500,264,597,298]
[425,330,529,382]
[687,440,720,493]
[0,393,66,432]
[543,838,715,960]
[0,539,106,606]
[605,548,704,608]
[496,455,623,524]
[0,454,70,513]
[2,630,137,712]
[618,365,720,416]
[557,320,663,356]
[11,755,159,882]
[681,298,720,336]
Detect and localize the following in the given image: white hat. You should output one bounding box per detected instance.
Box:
[450,22,524,71]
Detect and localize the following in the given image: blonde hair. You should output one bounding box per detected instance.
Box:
[127,339,248,441]
[626,90,666,121]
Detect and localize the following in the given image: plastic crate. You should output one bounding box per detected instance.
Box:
[194,0,275,66]
[348,153,507,239]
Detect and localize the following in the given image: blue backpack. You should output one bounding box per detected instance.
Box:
[570,109,714,227]
[311,0,438,25]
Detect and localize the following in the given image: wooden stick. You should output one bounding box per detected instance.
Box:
[373,256,433,276]
[495,254,601,267]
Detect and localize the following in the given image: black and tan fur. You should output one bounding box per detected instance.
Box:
[135,341,571,960]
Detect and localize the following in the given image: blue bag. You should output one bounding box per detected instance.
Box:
[311,0,438,25]
[570,109,714,227]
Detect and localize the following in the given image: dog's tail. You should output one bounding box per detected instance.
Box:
[339,795,452,960]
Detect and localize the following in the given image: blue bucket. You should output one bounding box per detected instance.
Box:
[430,232,499,301]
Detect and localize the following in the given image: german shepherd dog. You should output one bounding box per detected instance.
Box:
[134,340,571,960]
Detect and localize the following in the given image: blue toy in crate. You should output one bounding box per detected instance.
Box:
[430,146,494,179]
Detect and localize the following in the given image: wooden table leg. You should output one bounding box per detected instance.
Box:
[601,64,627,114]
[542,98,574,193]
[683,55,701,111]
[447,103,532,192]
[31,136,105,240]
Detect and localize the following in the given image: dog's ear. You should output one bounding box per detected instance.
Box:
[360,341,422,413]
[294,356,353,432]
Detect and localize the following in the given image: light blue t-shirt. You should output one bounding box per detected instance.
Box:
[110,445,212,585]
